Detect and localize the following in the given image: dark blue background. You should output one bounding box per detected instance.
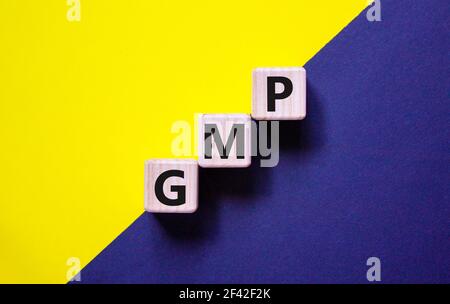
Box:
[77,0,450,283]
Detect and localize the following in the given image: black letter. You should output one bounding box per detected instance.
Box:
[204,124,245,159]
[154,170,186,206]
[267,76,293,112]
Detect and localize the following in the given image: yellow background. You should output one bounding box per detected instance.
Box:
[0,1,366,283]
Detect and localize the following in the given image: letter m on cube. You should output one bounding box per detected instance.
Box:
[198,114,251,168]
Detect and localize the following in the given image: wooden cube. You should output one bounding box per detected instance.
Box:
[198,114,251,168]
[144,159,198,213]
[252,67,306,120]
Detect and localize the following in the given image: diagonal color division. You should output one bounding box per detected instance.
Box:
[75,0,450,283]
[0,1,367,283]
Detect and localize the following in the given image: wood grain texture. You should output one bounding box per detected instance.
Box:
[144,159,198,213]
[252,67,306,120]
[198,114,251,168]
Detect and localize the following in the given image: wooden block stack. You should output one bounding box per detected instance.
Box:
[145,67,306,213]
